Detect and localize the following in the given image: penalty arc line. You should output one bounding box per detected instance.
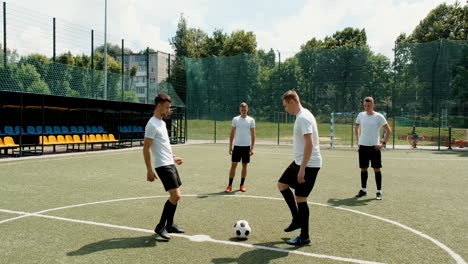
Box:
[0,194,466,264]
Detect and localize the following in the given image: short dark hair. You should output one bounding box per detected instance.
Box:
[154,93,172,106]
[282,90,299,103]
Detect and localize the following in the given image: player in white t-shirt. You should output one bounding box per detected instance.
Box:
[278,90,321,246]
[225,102,256,193]
[143,93,185,240]
[354,97,392,200]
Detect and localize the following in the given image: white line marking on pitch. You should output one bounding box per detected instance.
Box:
[0,194,466,264]
[0,209,383,264]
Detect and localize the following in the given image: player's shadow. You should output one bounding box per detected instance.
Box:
[67,235,160,256]
[197,190,241,199]
[211,239,303,264]
[327,197,374,207]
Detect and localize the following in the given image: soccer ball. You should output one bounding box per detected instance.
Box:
[234,220,251,239]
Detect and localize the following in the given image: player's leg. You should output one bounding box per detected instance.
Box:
[166,187,185,233]
[240,163,248,192]
[371,149,383,200]
[226,162,238,192]
[278,162,300,232]
[356,146,369,197]
[286,167,319,246]
[240,146,250,191]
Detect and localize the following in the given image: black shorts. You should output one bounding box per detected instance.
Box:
[232,146,251,163]
[155,164,182,191]
[278,161,320,197]
[358,145,382,168]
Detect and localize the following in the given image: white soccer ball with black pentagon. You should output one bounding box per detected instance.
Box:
[234,220,251,239]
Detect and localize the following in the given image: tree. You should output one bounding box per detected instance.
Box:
[221,30,257,56]
[95,43,133,58]
[201,29,228,57]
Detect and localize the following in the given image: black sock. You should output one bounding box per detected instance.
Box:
[298,202,310,240]
[375,171,382,191]
[280,188,299,222]
[361,171,368,189]
[166,201,177,227]
[240,178,245,185]
[158,200,174,227]
[228,178,233,186]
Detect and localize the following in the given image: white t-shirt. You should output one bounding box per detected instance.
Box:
[232,115,255,147]
[144,116,174,168]
[355,112,387,146]
[293,108,322,168]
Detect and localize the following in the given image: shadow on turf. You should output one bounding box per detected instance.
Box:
[327,197,375,207]
[67,235,161,256]
[197,190,241,198]
[212,239,303,264]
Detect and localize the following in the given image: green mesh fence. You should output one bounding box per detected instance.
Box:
[0,56,185,107]
[185,40,468,148]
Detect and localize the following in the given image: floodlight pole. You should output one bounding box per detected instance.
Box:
[104,0,108,100]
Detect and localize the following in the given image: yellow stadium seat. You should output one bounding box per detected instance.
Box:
[95,134,104,142]
[89,134,98,142]
[108,134,119,142]
[73,135,83,143]
[48,136,58,145]
[4,137,19,147]
[102,134,110,142]
[65,135,75,143]
[57,135,67,144]
[39,136,49,145]
[0,137,5,147]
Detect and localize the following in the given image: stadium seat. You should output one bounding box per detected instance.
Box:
[39,136,49,145]
[77,126,86,134]
[4,126,18,136]
[36,126,43,134]
[53,126,62,135]
[0,137,4,147]
[95,134,104,142]
[61,126,71,135]
[70,126,79,134]
[48,135,58,145]
[27,126,39,135]
[89,134,98,142]
[91,126,99,134]
[3,137,19,147]
[65,135,75,143]
[86,126,92,133]
[97,126,107,133]
[73,135,83,143]
[57,135,67,144]
[119,126,129,133]
[108,134,119,142]
[137,126,144,132]
[45,126,54,135]
[15,126,28,135]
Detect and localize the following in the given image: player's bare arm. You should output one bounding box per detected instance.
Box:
[229,127,236,155]
[298,133,313,184]
[143,137,157,182]
[250,127,256,156]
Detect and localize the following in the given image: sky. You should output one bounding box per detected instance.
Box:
[5,0,461,59]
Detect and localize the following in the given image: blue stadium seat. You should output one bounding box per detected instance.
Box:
[137,126,144,132]
[86,126,92,133]
[97,126,107,133]
[15,126,28,135]
[70,126,79,134]
[4,126,18,135]
[53,126,62,135]
[61,126,71,134]
[27,126,39,135]
[36,126,43,134]
[132,126,138,132]
[45,126,54,135]
[77,126,86,134]
[91,126,99,134]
